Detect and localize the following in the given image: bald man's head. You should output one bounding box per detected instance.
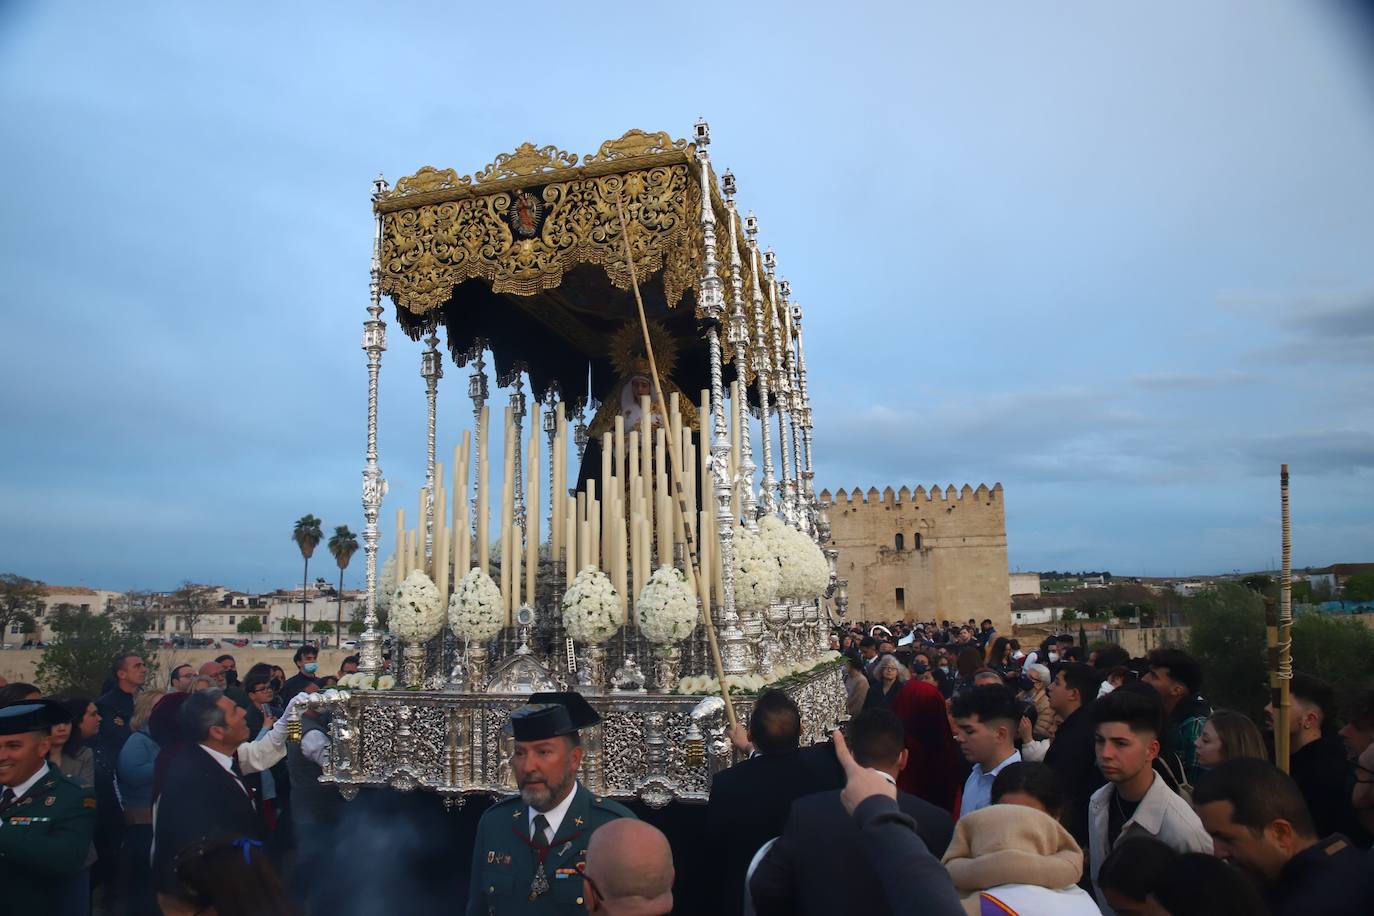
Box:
[583,819,674,915]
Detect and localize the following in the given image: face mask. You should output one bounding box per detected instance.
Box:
[939,665,950,674]
[1048,652,1060,663]
[304,662,319,674]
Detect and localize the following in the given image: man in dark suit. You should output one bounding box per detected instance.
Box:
[749,708,954,916]
[704,690,843,916]
[152,689,261,890]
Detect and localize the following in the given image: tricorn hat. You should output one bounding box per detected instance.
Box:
[0,699,71,736]
[508,691,601,742]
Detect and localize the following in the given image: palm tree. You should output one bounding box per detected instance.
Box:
[328,525,359,649]
[292,515,323,645]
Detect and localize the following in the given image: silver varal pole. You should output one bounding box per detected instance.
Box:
[747,215,777,518]
[695,121,747,677]
[722,170,758,532]
[422,328,443,566]
[359,175,391,677]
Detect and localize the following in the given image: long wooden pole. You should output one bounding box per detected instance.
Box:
[1276,464,1293,773]
[614,191,736,727]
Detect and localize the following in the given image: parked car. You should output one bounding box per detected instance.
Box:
[250,640,269,648]
[341,640,358,650]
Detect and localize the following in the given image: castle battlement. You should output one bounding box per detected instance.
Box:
[819,482,1002,507]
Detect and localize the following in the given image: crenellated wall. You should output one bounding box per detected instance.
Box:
[820,483,1010,628]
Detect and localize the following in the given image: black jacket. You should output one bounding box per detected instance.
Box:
[705,746,843,916]
[1289,735,1373,847]
[1043,704,1105,851]
[750,787,955,916]
[152,745,263,889]
[1266,834,1374,915]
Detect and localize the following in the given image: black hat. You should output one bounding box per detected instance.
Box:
[508,691,600,742]
[0,699,70,736]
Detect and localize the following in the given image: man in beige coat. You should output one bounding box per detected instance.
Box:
[1087,689,1212,914]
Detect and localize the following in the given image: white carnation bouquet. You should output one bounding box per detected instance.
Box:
[448,567,504,641]
[759,516,831,601]
[561,566,621,644]
[337,672,397,691]
[635,566,698,644]
[376,554,398,613]
[733,525,781,613]
[390,569,444,641]
[676,672,767,695]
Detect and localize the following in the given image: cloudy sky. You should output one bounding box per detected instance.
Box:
[2,1,1372,591]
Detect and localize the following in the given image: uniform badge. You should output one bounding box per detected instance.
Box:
[574,817,584,826]
[82,798,96,809]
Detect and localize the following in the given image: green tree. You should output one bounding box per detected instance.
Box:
[1342,571,1374,602]
[1187,584,1267,722]
[280,616,302,634]
[34,605,155,697]
[237,616,263,635]
[311,619,334,636]
[0,573,45,647]
[292,515,324,645]
[1241,574,1274,595]
[328,525,359,649]
[348,613,367,636]
[1291,613,1374,720]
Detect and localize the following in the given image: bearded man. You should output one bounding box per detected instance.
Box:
[466,692,635,915]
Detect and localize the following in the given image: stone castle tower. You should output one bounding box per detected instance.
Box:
[820,484,1010,629]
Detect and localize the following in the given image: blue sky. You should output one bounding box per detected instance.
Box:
[2,1,1372,591]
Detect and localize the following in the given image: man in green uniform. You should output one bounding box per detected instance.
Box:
[0,699,97,913]
[467,691,636,916]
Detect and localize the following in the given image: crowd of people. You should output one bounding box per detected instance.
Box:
[0,644,347,915]
[4,617,1374,915]
[727,617,1374,915]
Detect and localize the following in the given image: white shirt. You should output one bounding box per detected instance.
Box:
[199,744,251,799]
[301,729,330,768]
[528,782,579,844]
[6,760,52,803]
[960,749,1021,818]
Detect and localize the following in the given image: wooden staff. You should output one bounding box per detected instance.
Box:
[613,192,737,727]
[1276,464,1294,773]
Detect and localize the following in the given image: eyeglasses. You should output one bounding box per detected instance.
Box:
[582,871,604,907]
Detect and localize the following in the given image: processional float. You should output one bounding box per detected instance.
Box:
[301,123,849,807]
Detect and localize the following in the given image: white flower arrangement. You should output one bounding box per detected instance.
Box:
[561,566,621,645]
[635,566,698,645]
[732,525,781,613]
[675,672,767,695]
[449,567,504,642]
[376,554,398,613]
[759,516,831,601]
[337,672,397,691]
[389,569,444,641]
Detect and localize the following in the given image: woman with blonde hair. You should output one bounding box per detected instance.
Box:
[1194,709,1267,769]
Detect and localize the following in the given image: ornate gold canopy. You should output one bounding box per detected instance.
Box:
[376,129,778,398]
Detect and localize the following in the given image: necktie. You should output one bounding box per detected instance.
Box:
[0,787,14,815]
[529,813,552,900]
[531,813,550,847]
[228,756,255,806]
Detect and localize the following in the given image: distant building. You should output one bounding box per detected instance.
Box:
[9,586,124,644]
[820,484,1010,629]
[1010,572,1041,598]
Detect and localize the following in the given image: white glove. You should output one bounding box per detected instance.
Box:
[269,692,310,745]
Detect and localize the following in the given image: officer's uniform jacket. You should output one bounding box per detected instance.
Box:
[466,782,635,916]
[0,762,97,914]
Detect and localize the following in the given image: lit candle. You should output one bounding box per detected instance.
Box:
[565,495,577,588]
